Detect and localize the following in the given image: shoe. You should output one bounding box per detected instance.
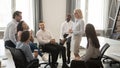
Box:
[41,54,48,61]
[62,63,69,68]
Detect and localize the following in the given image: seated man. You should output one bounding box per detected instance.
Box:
[36,21,69,68]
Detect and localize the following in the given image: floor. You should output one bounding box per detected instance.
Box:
[38,47,120,68]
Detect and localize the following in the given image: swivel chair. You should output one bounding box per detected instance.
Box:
[8,47,39,68]
[86,43,110,68]
[39,44,53,68]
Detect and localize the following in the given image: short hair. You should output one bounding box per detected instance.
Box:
[39,20,45,23]
[13,11,22,19]
[20,31,30,42]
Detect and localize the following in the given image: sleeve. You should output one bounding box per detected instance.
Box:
[36,31,50,44]
[9,24,17,45]
[24,45,34,62]
[60,23,67,39]
[73,20,84,35]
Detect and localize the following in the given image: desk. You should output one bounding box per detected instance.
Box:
[0,40,15,68]
[80,36,120,62]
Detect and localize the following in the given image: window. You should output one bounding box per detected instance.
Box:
[0,0,33,30]
[87,0,104,30]
[15,0,34,30]
[76,0,109,30]
[0,0,11,29]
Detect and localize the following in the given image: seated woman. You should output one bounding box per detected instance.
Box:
[80,23,100,61]
[16,31,36,62]
[16,21,47,61]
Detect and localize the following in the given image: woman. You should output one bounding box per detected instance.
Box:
[17,31,34,62]
[70,9,84,60]
[16,21,47,61]
[80,24,100,61]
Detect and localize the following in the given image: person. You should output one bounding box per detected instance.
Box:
[16,21,47,61]
[16,30,38,62]
[4,11,22,48]
[60,14,73,64]
[36,21,69,68]
[80,23,100,61]
[70,9,84,60]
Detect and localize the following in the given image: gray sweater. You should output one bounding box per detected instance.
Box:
[16,41,34,62]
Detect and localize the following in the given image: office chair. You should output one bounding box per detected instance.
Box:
[70,60,87,68]
[8,47,39,68]
[102,43,120,67]
[39,44,53,68]
[70,43,110,68]
[86,43,110,68]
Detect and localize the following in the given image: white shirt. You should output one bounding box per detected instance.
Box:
[36,29,54,45]
[60,20,73,39]
[3,19,18,45]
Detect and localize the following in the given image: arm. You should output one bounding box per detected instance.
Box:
[9,24,17,45]
[24,45,34,62]
[17,31,22,41]
[60,23,66,39]
[36,31,50,44]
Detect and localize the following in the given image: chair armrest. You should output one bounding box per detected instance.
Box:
[27,59,39,68]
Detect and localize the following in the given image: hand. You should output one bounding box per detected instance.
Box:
[69,29,73,33]
[34,49,38,58]
[50,39,56,44]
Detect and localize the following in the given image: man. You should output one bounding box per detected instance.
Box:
[36,21,69,68]
[4,11,22,48]
[60,14,73,64]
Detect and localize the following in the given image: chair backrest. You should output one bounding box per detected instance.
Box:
[86,43,110,68]
[70,60,87,68]
[8,47,28,68]
[100,43,110,59]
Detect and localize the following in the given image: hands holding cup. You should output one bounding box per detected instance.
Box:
[34,49,38,58]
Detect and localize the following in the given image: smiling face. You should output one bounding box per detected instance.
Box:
[22,22,29,30]
[74,9,83,19]
[39,22,45,30]
[15,13,22,22]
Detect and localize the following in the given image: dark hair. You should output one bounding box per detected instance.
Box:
[17,21,24,32]
[85,24,100,48]
[20,31,30,42]
[13,11,22,19]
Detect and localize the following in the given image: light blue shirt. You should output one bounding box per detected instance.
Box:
[72,19,84,36]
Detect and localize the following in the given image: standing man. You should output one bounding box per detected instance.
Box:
[4,11,22,48]
[60,14,73,64]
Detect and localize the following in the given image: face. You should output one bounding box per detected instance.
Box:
[74,11,79,19]
[66,15,71,22]
[16,13,22,22]
[22,22,28,30]
[39,23,45,30]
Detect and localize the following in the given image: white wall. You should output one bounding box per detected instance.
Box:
[42,0,66,41]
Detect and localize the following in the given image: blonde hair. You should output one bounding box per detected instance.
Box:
[74,9,83,19]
